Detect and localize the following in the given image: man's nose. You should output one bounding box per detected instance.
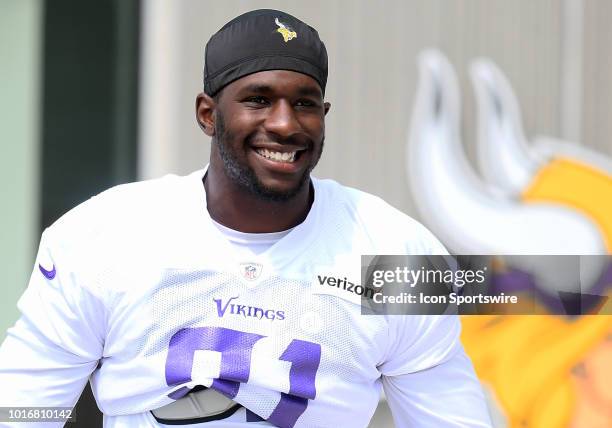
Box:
[264,100,301,138]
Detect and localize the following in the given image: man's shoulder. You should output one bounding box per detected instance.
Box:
[58,173,185,221]
[313,177,447,254]
[47,172,198,250]
[313,176,424,229]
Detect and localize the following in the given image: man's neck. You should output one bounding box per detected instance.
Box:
[203,166,313,233]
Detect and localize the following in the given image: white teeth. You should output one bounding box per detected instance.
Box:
[256,148,297,163]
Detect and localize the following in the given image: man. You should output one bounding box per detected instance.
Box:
[0,9,492,428]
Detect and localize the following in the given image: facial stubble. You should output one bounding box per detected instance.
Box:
[213,110,323,202]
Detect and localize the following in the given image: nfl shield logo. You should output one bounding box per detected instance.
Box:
[240,263,263,281]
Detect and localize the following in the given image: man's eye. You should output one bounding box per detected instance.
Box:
[245,96,268,105]
[296,99,317,107]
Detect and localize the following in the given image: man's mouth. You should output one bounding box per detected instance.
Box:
[255,148,302,163]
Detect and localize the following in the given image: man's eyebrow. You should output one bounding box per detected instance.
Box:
[296,86,323,98]
[238,84,322,98]
[240,84,274,94]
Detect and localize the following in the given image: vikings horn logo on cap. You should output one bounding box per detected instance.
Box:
[275,18,297,42]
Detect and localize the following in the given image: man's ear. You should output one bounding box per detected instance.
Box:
[324,101,331,116]
[196,92,216,137]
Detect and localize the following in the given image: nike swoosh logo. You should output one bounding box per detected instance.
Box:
[39,263,56,280]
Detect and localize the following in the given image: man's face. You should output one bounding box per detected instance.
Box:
[210,70,330,201]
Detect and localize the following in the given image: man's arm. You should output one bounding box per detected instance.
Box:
[382,346,492,427]
[0,230,104,425]
[379,315,492,427]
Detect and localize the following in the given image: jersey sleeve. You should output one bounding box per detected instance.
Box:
[382,345,493,427]
[0,228,106,421]
[379,315,492,427]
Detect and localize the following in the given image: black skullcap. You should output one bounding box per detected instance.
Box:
[204,9,328,97]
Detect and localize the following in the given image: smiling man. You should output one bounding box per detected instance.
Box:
[0,9,491,428]
[200,69,329,233]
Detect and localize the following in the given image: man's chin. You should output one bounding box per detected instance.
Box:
[250,178,309,202]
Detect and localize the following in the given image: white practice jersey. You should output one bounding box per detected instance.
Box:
[0,170,492,428]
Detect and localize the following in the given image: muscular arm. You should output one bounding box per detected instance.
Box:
[379,315,492,427]
[0,230,104,426]
[383,345,492,427]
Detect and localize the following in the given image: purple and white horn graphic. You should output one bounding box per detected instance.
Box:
[469,59,543,195]
[470,58,612,186]
[406,49,605,257]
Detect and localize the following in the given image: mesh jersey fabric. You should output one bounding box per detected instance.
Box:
[0,169,492,428]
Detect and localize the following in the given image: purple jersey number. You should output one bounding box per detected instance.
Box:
[165,327,321,428]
